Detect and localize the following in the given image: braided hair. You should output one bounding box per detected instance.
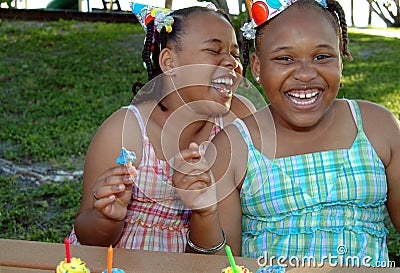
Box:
[131,6,233,109]
[242,0,353,79]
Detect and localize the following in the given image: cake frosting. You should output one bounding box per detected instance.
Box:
[102,269,126,273]
[116,147,136,166]
[256,265,285,273]
[221,265,252,273]
[56,257,90,273]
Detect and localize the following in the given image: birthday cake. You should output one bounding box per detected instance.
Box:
[221,265,252,273]
[116,147,136,166]
[56,257,90,273]
[255,265,285,273]
[102,269,125,273]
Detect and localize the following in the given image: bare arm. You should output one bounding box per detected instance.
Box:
[173,125,247,255]
[360,100,400,231]
[384,111,400,231]
[74,108,141,246]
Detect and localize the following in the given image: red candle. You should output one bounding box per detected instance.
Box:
[64,237,71,263]
[107,245,113,273]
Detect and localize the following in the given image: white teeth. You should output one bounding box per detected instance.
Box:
[219,89,230,94]
[289,91,319,99]
[287,91,319,105]
[290,96,318,105]
[212,78,233,86]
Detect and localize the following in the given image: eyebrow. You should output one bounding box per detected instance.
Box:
[203,38,239,50]
[271,44,335,53]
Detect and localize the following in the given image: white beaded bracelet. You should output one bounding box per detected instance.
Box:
[186,229,226,254]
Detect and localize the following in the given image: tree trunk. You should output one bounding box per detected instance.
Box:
[165,0,172,9]
[368,0,400,28]
[350,0,355,26]
[368,0,372,27]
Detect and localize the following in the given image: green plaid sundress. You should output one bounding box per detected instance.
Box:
[235,100,389,266]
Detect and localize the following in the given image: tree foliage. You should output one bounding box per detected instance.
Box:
[0,0,13,9]
[165,0,172,9]
[367,0,400,27]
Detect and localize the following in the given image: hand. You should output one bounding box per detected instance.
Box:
[92,165,137,221]
[172,142,217,215]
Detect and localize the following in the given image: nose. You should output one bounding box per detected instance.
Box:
[292,61,317,83]
[221,53,241,72]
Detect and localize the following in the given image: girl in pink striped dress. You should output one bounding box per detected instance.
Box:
[69,3,256,252]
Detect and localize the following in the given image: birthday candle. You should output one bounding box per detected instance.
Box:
[108,245,113,273]
[225,245,239,273]
[64,237,71,263]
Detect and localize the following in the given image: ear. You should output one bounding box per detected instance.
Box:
[159,48,175,74]
[250,52,261,81]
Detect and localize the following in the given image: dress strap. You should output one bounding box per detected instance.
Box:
[345,99,363,132]
[208,114,224,141]
[122,104,146,136]
[232,118,254,146]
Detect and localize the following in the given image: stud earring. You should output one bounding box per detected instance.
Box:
[255,76,260,83]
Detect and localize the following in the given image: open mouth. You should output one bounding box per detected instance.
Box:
[211,77,234,97]
[286,89,321,106]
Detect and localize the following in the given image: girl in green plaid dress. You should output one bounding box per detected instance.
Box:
[173,0,400,266]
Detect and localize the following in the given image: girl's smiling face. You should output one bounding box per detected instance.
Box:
[165,12,243,115]
[251,4,342,130]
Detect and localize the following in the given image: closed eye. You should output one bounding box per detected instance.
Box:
[207,49,219,54]
[232,52,240,60]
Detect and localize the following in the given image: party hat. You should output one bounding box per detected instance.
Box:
[241,0,327,40]
[247,0,327,27]
[130,1,174,32]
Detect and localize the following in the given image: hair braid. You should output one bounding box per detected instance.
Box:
[143,20,156,80]
[131,82,144,102]
[159,27,168,51]
[242,39,251,79]
[326,0,353,61]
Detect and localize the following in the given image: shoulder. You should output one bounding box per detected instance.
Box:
[354,100,400,165]
[94,107,140,142]
[355,99,394,116]
[86,106,144,167]
[355,100,399,131]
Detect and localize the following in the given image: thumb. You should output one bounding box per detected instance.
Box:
[188,142,200,158]
[189,142,199,151]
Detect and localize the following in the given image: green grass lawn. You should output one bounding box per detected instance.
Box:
[0,19,399,263]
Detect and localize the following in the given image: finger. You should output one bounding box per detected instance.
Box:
[188,142,199,151]
[98,172,135,189]
[95,196,127,221]
[98,165,137,181]
[93,184,126,200]
[174,172,212,190]
[176,183,217,211]
[175,147,201,163]
[173,159,211,176]
[93,194,116,210]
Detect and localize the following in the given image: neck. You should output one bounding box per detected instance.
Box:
[151,98,215,150]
